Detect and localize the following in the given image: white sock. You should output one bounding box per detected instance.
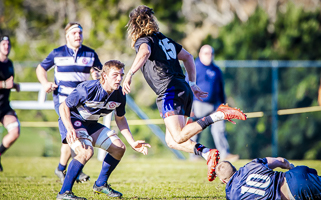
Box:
[209,111,225,122]
[201,148,211,160]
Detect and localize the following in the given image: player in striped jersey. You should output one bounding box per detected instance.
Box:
[0,35,21,172]
[56,60,150,199]
[216,157,321,200]
[36,22,102,184]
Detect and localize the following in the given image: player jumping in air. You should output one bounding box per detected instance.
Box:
[123,5,246,181]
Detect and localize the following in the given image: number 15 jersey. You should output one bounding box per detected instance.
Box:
[225,158,285,200]
[134,32,184,95]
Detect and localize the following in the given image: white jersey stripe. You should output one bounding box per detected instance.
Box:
[54,56,94,67]
[55,68,91,82]
[59,85,76,95]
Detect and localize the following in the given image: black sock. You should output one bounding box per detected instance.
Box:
[194,143,206,156]
[196,116,214,130]
[0,144,8,156]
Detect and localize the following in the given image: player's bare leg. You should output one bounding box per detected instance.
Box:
[55,144,70,183]
[91,128,123,198]
[0,114,20,172]
[164,115,220,181]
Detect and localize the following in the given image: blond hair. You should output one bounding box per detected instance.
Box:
[97,60,125,83]
[127,5,159,48]
[216,161,237,182]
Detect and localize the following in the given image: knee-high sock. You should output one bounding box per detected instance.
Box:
[95,153,120,187]
[59,159,84,194]
[0,144,8,156]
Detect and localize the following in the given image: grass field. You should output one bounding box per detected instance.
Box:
[0,156,320,200]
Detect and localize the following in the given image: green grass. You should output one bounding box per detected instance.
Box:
[0,157,320,200]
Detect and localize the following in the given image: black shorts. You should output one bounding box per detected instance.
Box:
[156,80,193,119]
[0,106,16,121]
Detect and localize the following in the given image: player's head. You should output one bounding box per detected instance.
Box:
[199,44,214,66]
[99,60,125,92]
[216,161,237,184]
[0,35,11,57]
[127,5,159,48]
[65,22,83,49]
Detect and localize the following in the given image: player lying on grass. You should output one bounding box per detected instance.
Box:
[216,157,321,200]
[56,60,151,200]
[124,5,247,182]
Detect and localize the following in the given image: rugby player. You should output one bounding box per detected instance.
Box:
[216,157,321,199]
[56,60,151,199]
[123,5,246,182]
[36,22,102,183]
[0,35,21,172]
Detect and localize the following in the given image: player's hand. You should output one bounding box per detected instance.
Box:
[14,83,20,92]
[4,76,14,89]
[122,74,132,95]
[91,68,100,80]
[44,82,58,93]
[66,128,77,144]
[130,140,151,155]
[191,84,208,101]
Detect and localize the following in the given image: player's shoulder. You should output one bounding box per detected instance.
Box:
[53,45,67,52]
[81,45,96,53]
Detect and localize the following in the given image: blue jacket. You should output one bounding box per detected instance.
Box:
[186,58,225,105]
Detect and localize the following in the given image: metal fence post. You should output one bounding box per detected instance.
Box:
[272,61,278,157]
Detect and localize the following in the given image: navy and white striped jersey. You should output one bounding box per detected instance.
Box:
[65,80,126,122]
[40,45,102,106]
[226,158,285,200]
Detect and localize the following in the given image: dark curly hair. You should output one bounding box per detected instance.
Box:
[127,5,159,48]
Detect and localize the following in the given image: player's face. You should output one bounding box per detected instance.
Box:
[105,67,124,91]
[66,28,83,48]
[0,40,11,57]
[200,48,214,66]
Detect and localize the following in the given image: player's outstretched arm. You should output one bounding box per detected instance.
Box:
[178,49,208,101]
[122,43,151,95]
[59,101,77,144]
[115,115,151,155]
[266,157,294,170]
[36,64,58,93]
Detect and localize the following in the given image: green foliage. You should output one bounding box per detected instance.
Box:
[204,4,321,159]
[1,157,319,199]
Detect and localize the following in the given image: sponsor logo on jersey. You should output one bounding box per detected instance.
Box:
[106,101,121,110]
[82,57,88,64]
[74,120,82,127]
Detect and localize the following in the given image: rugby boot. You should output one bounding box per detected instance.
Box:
[216,103,247,124]
[207,149,220,182]
[56,191,86,200]
[76,171,90,183]
[93,181,123,198]
[55,167,66,184]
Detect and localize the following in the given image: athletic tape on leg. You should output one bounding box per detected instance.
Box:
[95,128,119,150]
[5,121,20,132]
[69,130,93,151]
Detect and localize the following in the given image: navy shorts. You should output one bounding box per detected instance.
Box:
[58,117,105,144]
[285,166,321,199]
[0,106,16,120]
[156,80,193,119]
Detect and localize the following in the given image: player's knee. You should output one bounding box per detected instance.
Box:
[77,146,94,161]
[6,121,20,140]
[111,143,126,159]
[172,135,185,144]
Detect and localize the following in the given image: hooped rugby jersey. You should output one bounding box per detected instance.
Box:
[0,59,14,109]
[225,158,285,200]
[134,32,184,95]
[40,45,102,106]
[65,80,126,122]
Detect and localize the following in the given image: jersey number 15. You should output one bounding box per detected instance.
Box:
[159,38,177,60]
